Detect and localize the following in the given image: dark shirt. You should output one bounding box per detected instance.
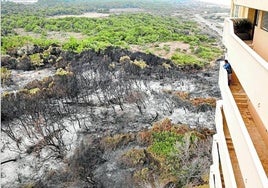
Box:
[223,63,232,74]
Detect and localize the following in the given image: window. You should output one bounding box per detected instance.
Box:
[254,10,259,26]
[232,5,239,17]
[261,11,268,31]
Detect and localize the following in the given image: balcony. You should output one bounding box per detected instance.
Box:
[222,17,268,132]
[230,79,268,175]
[215,61,268,187]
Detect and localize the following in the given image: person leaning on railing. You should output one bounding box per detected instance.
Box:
[223,59,232,86]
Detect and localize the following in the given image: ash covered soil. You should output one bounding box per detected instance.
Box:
[1,46,221,187]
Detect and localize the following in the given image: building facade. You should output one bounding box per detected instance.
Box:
[210,0,268,187]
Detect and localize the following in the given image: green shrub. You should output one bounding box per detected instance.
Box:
[171,53,200,65]
[28,88,40,95]
[162,62,171,70]
[132,60,148,69]
[1,13,222,55]
[149,131,183,157]
[1,67,12,85]
[195,45,222,61]
[233,18,252,33]
[55,68,69,76]
[121,149,146,167]
[1,35,58,54]
[133,168,150,182]
[30,53,43,67]
[163,44,170,52]
[119,55,131,64]
[101,133,135,150]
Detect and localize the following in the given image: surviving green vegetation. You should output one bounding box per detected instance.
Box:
[107,118,214,187]
[1,0,186,17]
[1,67,12,85]
[1,0,222,67]
[2,14,204,51]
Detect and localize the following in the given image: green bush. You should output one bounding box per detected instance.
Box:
[149,131,183,157]
[1,67,12,85]
[55,68,70,76]
[171,53,200,65]
[29,53,43,67]
[1,35,58,54]
[132,60,148,69]
[195,45,222,61]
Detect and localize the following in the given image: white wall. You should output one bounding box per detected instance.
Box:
[234,0,268,11]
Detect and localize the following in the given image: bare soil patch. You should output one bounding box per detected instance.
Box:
[49,12,110,19]
[14,28,86,43]
[48,9,144,19]
[109,8,145,13]
[130,41,191,59]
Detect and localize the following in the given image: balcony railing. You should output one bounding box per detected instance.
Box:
[210,134,223,188]
[210,100,237,188]
[218,61,268,187]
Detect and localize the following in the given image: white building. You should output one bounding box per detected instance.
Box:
[210,0,268,187]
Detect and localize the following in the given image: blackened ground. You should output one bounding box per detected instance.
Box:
[1,47,221,188]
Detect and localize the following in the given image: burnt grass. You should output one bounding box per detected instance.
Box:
[1,46,221,187]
